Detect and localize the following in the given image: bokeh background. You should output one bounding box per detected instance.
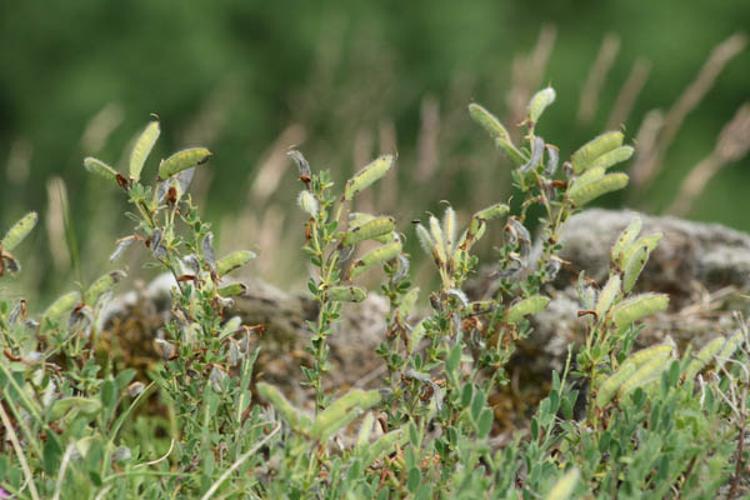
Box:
[1,0,748,303]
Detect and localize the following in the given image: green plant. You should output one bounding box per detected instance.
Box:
[1,87,747,498]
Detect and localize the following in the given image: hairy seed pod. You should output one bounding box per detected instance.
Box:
[442,207,456,255]
[588,145,634,171]
[344,216,395,246]
[468,103,525,165]
[620,234,662,280]
[595,274,622,319]
[158,147,212,179]
[296,190,319,217]
[83,157,118,183]
[287,149,311,180]
[627,344,673,368]
[620,234,662,293]
[218,282,247,298]
[328,285,367,303]
[1,212,38,252]
[415,223,435,256]
[612,293,669,330]
[310,389,382,441]
[362,428,407,467]
[544,144,560,176]
[571,131,624,174]
[84,270,126,305]
[596,362,637,407]
[256,382,313,433]
[611,217,643,266]
[618,349,672,398]
[426,215,448,266]
[528,86,556,124]
[474,203,510,221]
[409,320,426,354]
[506,295,550,323]
[129,120,160,182]
[568,172,629,207]
[50,397,102,420]
[350,241,403,278]
[43,291,81,322]
[520,136,545,174]
[344,154,395,201]
[355,412,376,449]
[216,250,256,276]
[545,467,580,500]
[685,331,745,379]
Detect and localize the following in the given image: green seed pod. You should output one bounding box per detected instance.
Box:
[545,467,580,500]
[355,412,376,449]
[43,291,81,322]
[297,190,318,217]
[442,207,456,255]
[83,157,119,183]
[362,428,407,467]
[474,203,510,222]
[626,344,673,368]
[350,241,403,278]
[256,382,313,433]
[571,131,624,174]
[595,274,622,319]
[596,362,637,407]
[349,213,393,244]
[310,389,382,441]
[343,216,395,246]
[528,86,556,124]
[50,397,102,420]
[129,120,160,182]
[620,234,662,289]
[685,331,745,379]
[428,215,448,264]
[158,147,212,179]
[217,282,247,298]
[568,172,629,207]
[328,285,367,303]
[612,293,669,330]
[620,234,661,293]
[588,145,634,171]
[1,212,38,251]
[618,349,672,398]
[216,250,256,276]
[468,103,526,165]
[415,223,435,256]
[611,217,643,266]
[409,320,426,354]
[344,155,395,201]
[506,295,550,323]
[84,270,126,305]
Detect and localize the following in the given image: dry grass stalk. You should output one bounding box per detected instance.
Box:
[506,25,556,129]
[578,33,621,124]
[249,124,307,205]
[5,138,32,186]
[378,119,399,211]
[630,109,664,189]
[45,177,71,272]
[80,102,124,155]
[668,103,750,216]
[630,33,747,189]
[606,58,651,130]
[415,95,441,183]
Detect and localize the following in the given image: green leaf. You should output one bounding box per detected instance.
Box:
[477,408,494,438]
[129,120,160,182]
[50,397,102,420]
[101,378,118,411]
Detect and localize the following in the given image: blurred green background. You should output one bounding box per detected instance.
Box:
[0,0,748,300]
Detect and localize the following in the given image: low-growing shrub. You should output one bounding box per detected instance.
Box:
[0,87,747,498]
